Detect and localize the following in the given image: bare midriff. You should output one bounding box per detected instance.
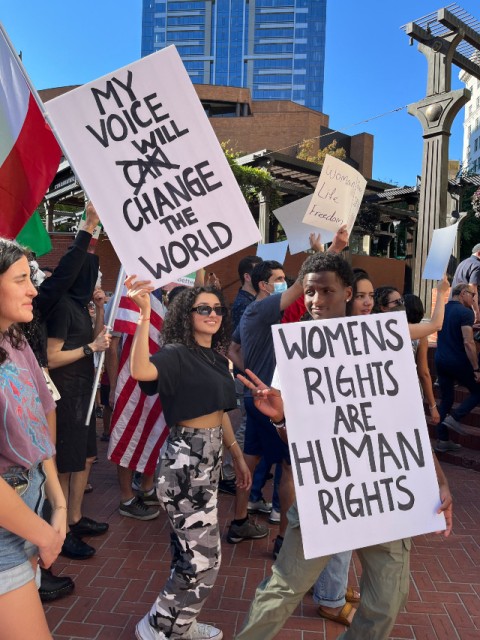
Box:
[177,410,224,429]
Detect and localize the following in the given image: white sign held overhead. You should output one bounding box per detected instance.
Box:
[422,224,459,280]
[256,240,289,263]
[273,195,334,255]
[302,155,367,235]
[272,312,445,560]
[46,46,260,287]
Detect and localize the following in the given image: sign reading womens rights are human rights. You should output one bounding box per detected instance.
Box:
[271,312,445,559]
[302,155,366,236]
[46,46,260,286]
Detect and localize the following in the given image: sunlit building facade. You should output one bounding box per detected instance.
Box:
[141,0,326,112]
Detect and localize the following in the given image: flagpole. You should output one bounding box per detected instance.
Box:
[0,21,87,194]
[85,266,126,426]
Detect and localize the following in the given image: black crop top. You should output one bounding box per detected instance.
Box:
[139,343,236,426]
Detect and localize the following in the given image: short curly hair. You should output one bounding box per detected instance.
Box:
[298,252,353,287]
[372,286,399,313]
[161,286,231,354]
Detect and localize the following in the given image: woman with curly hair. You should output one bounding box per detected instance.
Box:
[0,238,66,640]
[126,277,251,640]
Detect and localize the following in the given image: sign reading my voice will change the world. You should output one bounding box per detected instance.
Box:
[272,312,445,559]
[46,46,260,286]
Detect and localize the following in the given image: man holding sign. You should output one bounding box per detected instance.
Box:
[236,253,452,640]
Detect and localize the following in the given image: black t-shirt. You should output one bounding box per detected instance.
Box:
[435,300,474,368]
[47,296,94,394]
[139,343,236,426]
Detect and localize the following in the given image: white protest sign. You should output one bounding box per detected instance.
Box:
[273,196,334,255]
[256,240,289,263]
[302,155,367,235]
[46,46,260,287]
[272,312,444,559]
[422,224,459,280]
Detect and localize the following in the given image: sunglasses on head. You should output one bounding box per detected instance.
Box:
[191,305,228,316]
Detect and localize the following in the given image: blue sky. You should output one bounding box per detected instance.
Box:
[2,1,479,187]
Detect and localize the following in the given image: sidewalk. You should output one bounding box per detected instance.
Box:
[45,437,480,640]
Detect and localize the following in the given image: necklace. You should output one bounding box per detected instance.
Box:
[197,346,216,367]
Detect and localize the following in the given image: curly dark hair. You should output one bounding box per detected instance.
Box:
[298,252,354,287]
[346,271,372,316]
[0,238,29,365]
[372,286,399,314]
[161,286,231,354]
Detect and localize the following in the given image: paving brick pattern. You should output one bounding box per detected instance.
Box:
[45,437,479,640]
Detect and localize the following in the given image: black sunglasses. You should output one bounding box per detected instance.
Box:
[387,297,404,307]
[191,305,228,316]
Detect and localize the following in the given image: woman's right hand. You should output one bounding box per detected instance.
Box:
[37,523,64,569]
[125,275,154,314]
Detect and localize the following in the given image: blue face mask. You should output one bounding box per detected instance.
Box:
[274,281,288,294]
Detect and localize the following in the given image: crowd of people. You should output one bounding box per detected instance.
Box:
[1,202,471,640]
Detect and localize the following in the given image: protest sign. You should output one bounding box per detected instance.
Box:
[422,223,459,280]
[256,240,289,263]
[273,195,333,255]
[302,155,366,235]
[46,46,260,286]
[271,312,445,559]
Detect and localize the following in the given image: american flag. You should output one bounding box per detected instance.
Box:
[107,289,168,475]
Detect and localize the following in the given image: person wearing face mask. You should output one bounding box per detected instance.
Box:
[227,228,348,553]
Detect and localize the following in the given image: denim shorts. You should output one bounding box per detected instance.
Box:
[0,464,45,595]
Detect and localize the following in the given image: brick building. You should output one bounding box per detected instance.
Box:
[38,84,374,302]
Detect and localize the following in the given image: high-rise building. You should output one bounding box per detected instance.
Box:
[141,0,326,112]
[460,69,480,174]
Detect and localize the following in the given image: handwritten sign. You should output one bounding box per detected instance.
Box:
[272,312,444,559]
[302,155,366,235]
[273,196,333,255]
[422,224,459,280]
[46,46,260,286]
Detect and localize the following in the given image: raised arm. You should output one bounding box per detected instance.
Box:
[36,202,100,320]
[408,276,449,340]
[126,276,158,381]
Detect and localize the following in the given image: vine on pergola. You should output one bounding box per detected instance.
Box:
[222,142,281,211]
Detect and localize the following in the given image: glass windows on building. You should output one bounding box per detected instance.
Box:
[141,0,326,112]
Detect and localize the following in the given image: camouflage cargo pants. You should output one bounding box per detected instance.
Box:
[147,425,222,638]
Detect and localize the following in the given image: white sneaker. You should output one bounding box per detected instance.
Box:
[247,498,272,514]
[268,508,281,524]
[135,614,167,640]
[184,622,223,639]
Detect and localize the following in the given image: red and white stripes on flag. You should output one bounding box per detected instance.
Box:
[0,27,61,238]
[108,291,168,475]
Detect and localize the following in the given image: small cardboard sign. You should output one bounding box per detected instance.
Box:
[302,155,366,235]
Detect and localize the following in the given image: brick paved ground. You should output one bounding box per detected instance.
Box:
[44,434,480,640]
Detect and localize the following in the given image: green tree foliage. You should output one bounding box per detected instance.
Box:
[296,139,346,166]
[460,184,480,259]
[222,142,281,210]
